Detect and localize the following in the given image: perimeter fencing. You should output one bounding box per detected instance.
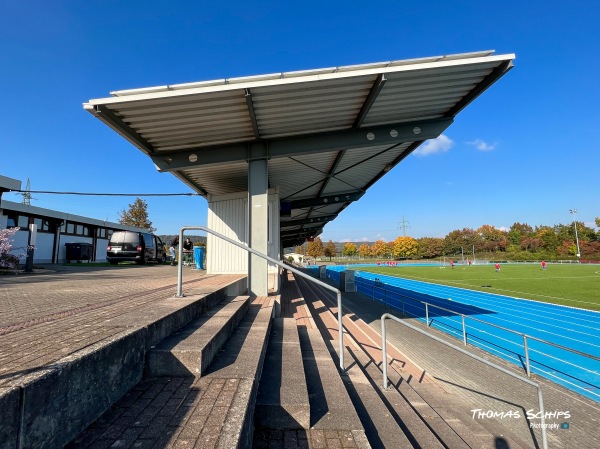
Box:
[312,266,600,402]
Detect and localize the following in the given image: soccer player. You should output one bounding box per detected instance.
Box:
[495,262,500,273]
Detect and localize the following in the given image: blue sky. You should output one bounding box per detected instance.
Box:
[1,1,598,242]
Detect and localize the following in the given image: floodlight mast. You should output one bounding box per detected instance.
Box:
[569,209,581,260]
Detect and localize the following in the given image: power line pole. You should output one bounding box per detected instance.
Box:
[398,216,411,236]
[21,178,33,205]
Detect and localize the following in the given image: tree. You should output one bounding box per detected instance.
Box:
[118,198,156,232]
[342,242,358,257]
[358,243,372,259]
[324,240,337,260]
[416,237,444,259]
[477,225,508,252]
[294,245,303,255]
[444,228,479,255]
[0,227,22,269]
[306,237,325,259]
[535,226,559,251]
[370,240,389,258]
[391,236,418,259]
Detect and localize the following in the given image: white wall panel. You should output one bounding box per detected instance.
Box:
[207,192,248,274]
[207,190,280,288]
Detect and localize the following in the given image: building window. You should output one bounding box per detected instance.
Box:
[5,211,17,228]
[31,217,51,232]
[18,215,29,228]
[97,228,107,239]
[66,223,75,234]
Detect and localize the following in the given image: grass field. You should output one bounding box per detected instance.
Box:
[359,263,600,312]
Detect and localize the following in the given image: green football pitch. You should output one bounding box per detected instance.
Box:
[358,263,600,312]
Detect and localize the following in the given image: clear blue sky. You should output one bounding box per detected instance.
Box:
[1,1,598,242]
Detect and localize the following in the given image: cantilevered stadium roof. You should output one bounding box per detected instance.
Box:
[84,50,514,247]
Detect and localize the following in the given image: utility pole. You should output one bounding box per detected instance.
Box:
[398,216,411,236]
[21,178,34,205]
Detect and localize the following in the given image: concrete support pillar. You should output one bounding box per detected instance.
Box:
[248,145,269,296]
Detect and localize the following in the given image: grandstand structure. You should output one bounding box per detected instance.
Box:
[84,50,515,296]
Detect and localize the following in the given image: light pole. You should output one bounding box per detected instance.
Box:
[569,209,581,260]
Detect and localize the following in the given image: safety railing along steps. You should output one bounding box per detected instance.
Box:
[297,270,537,449]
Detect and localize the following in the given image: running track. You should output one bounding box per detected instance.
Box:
[317,265,600,402]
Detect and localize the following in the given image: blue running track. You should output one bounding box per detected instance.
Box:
[313,265,600,402]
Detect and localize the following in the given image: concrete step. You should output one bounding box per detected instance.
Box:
[66,297,274,449]
[254,327,371,448]
[299,327,365,433]
[255,318,310,429]
[4,276,246,449]
[145,295,250,377]
[297,272,531,449]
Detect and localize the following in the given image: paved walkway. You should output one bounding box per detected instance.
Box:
[0,264,240,387]
[1,266,366,449]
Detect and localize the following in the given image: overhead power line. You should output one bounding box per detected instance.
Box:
[9,189,200,197]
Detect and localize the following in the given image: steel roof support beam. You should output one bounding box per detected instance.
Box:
[446,60,513,117]
[281,214,338,228]
[245,88,260,139]
[353,74,386,129]
[281,229,312,238]
[289,191,365,209]
[84,104,156,155]
[151,118,453,172]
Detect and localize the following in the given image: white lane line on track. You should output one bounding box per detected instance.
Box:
[372,272,600,323]
[357,272,600,347]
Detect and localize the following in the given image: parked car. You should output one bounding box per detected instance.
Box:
[106,231,166,265]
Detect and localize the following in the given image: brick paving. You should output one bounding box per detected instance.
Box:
[0,265,242,386]
[65,376,246,449]
[0,265,371,448]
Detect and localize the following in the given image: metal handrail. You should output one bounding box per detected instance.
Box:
[176,226,346,370]
[380,313,548,449]
[357,278,600,377]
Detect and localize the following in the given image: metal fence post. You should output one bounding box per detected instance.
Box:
[381,315,388,389]
[425,303,430,326]
[462,315,467,345]
[524,335,531,377]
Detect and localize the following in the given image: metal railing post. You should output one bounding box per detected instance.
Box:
[425,303,430,326]
[462,315,467,345]
[523,335,531,377]
[175,226,346,370]
[382,315,388,389]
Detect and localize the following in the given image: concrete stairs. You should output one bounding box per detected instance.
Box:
[253,271,371,448]
[254,318,310,429]
[294,272,529,449]
[66,295,275,449]
[145,295,251,377]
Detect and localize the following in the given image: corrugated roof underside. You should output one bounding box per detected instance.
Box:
[181,162,248,196]
[251,75,376,138]
[362,62,498,126]
[115,90,255,152]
